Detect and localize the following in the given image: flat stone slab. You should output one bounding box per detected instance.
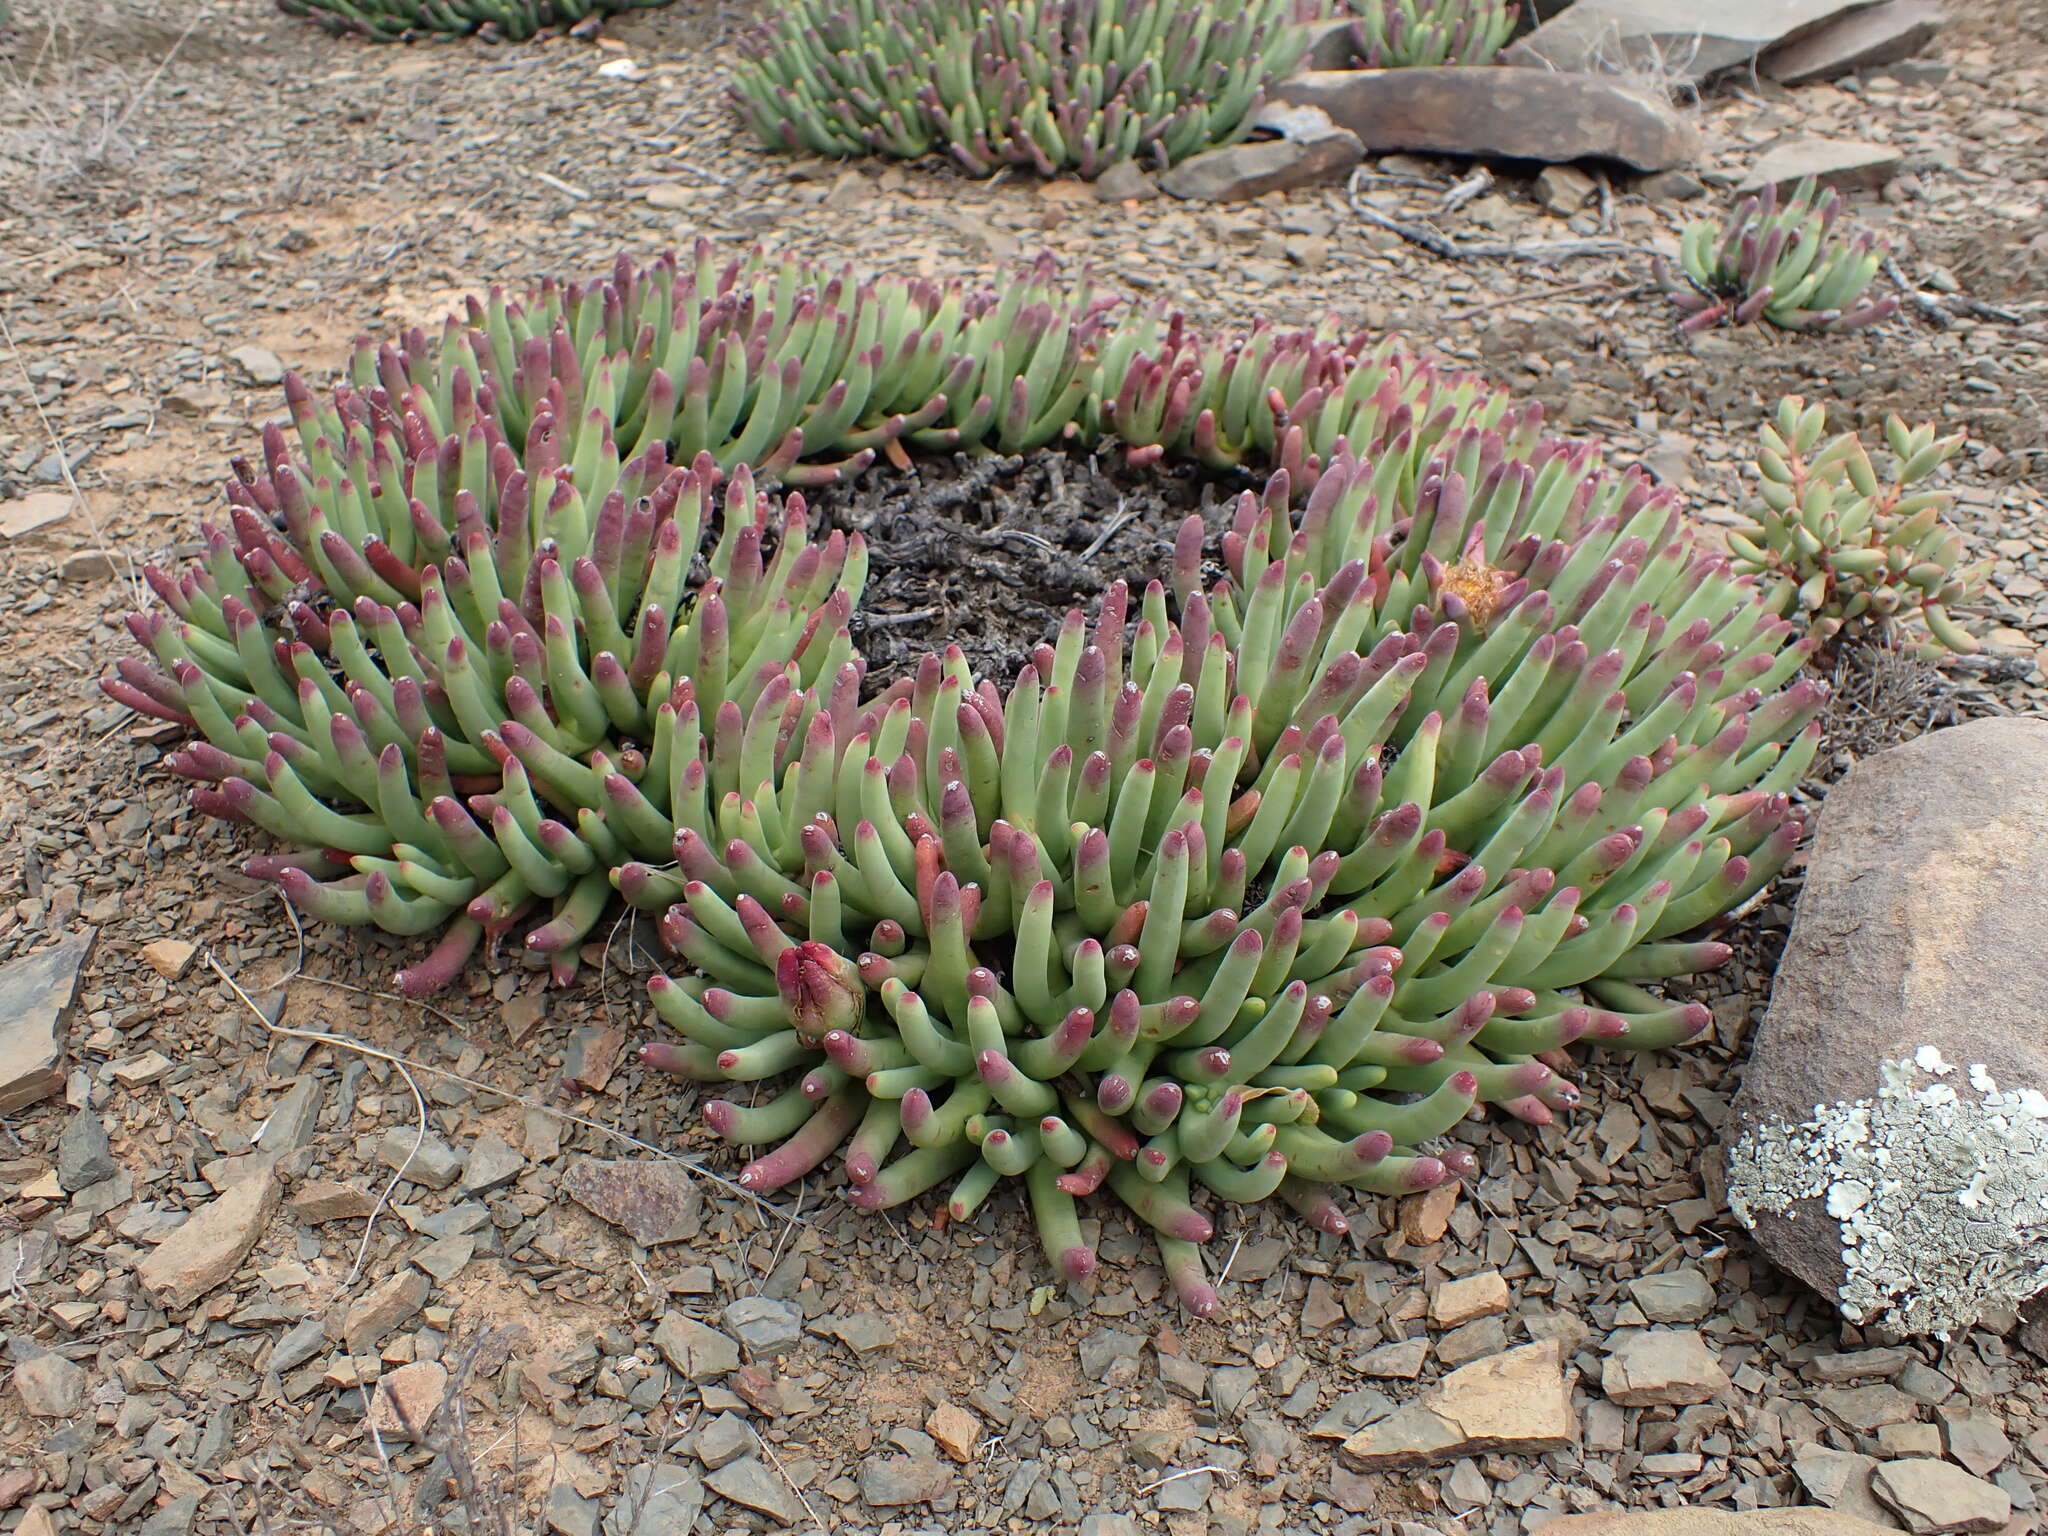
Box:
[1158,110,1362,202]
[1602,1329,1731,1406]
[0,930,95,1115]
[1728,718,2048,1336]
[1274,67,1699,172]
[136,1157,281,1309]
[1871,1458,2011,1533]
[1293,17,1359,71]
[1506,0,1883,82]
[1759,0,1946,83]
[1740,137,1905,194]
[1339,1341,1573,1469]
[560,1156,702,1246]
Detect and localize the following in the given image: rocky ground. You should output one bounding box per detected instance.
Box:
[1,1,2046,1534]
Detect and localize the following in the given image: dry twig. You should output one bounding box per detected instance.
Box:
[1345,168,1647,265]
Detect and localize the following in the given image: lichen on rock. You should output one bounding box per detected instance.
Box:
[1728,1048,2048,1337]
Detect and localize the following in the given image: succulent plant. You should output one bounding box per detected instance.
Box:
[1082,308,1520,493]
[103,245,1112,991]
[276,0,669,42]
[730,0,1315,178]
[638,438,1819,1310]
[1654,177,1899,334]
[1346,0,1517,67]
[1728,397,1987,658]
[109,246,1827,1306]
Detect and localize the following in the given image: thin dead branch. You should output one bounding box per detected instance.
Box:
[1345,168,1648,266]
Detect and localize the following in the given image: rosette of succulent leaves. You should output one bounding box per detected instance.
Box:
[1655,177,1899,334]
[731,0,1317,177]
[276,0,669,41]
[1347,0,1518,68]
[1729,397,1987,658]
[109,245,1826,1311]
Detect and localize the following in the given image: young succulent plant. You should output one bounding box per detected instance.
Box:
[1347,0,1518,68]
[730,0,1315,178]
[1729,397,1986,657]
[1654,177,1899,334]
[108,246,1825,1307]
[277,0,669,40]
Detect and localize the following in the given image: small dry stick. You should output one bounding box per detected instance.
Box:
[1437,166,1494,215]
[1214,1231,1246,1288]
[208,946,432,1292]
[1135,1466,1238,1497]
[1346,168,1646,266]
[535,170,590,201]
[758,1438,828,1530]
[1883,256,1954,330]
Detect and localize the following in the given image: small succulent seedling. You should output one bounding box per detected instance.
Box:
[276,0,669,41]
[1728,397,1986,657]
[1349,0,1517,67]
[730,0,1314,178]
[1654,177,1899,334]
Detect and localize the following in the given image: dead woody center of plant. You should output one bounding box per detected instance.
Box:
[1729,395,1986,659]
[110,244,1827,1307]
[730,0,1316,179]
[1655,176,1899,334]
[274,0,672,43]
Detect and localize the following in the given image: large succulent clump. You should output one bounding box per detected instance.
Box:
[277,0,669,42]
[110,246,1825,1307]
[730,0,1315,178]
[1731,397,1986,658]
[1347,0,1518,67]
[107,246,1113,992]
[640,455,1818,1312]
[1654,177,1899,335]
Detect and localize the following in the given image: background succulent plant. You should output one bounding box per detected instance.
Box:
[1346,0,1518,67]
[1653,177,1899,334]
[276,0,670,42]
[110,246,1826,1306]
[730,0,1315,178]
[1729,397,1987,657]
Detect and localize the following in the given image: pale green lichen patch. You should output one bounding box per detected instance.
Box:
[1728,1049,2048,1337]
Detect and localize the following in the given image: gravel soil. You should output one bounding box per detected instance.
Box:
[1,2,2045,1534]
